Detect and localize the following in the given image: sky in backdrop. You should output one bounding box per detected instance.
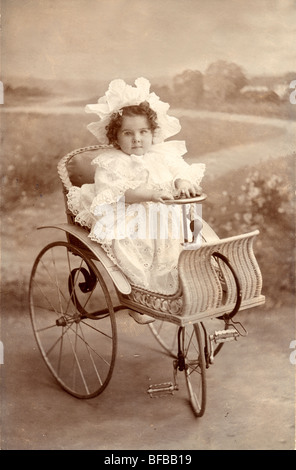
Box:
[2,0,296,83]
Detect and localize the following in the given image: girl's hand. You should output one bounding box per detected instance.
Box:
[175,179,203,199]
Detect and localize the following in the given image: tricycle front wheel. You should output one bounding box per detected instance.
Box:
[180,323,207,417]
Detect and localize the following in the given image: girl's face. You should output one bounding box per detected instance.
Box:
[117,115,153,156]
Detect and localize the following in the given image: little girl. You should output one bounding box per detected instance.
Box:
[67,77,205,300]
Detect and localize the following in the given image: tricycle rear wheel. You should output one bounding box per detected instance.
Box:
[29,240,117,398]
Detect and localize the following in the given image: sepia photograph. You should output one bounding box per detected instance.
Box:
[0,0,295,451]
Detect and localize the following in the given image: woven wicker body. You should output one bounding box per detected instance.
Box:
[27,145,266,415]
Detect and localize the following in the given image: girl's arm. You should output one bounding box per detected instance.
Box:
[125,180,202,203]
[125,186,172,204]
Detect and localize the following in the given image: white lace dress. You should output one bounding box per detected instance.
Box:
[67,140,205,295]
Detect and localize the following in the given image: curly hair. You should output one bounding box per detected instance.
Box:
[105,101,159,148]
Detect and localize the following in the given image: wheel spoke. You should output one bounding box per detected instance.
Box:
[64,323,90,395]
[31,277,61,317]
[70,322,112,368]
[45,322,72,357]
[50,249,67,314]
[77,323,104,385]
[80,318,114,340]
[149,320,179,357]
[40,256,70,310]
[34,257,76,319]
[187,360,201,376]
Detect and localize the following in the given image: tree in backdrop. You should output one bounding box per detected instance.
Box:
[204,60,248,101]
[150,84,172,105]
[171,70,203,107]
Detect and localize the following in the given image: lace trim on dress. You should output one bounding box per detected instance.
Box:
[67,187,93,228]
[74,211,93,229]
[67,186,81,216]
[91,150,145,180]
[89,178,146,213]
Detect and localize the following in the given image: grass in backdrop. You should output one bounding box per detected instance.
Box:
[0,111,284,210]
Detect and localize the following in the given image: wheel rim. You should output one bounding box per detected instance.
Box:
[182,324,206,417]
[29,241,117,398]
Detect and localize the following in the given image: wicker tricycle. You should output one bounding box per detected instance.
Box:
[28,145,265,417]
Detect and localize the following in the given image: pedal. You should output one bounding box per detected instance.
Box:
[147,381,178,398]
[208,329,240,365]
[210,328,239,344]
